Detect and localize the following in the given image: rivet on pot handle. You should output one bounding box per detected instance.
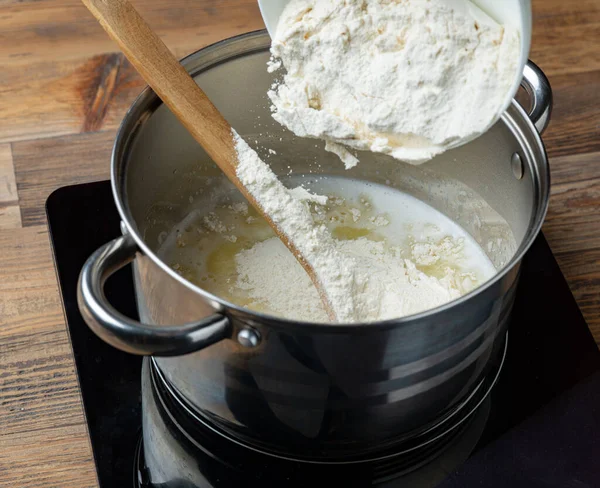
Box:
[77,234,231,356]
[521,60,553,135]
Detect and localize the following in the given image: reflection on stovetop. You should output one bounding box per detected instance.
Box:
[46,181,600,487]
[134,350,498,487]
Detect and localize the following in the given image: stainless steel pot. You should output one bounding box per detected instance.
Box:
[77,31,552,456]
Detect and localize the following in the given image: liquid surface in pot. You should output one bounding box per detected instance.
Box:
[158,177,496,323]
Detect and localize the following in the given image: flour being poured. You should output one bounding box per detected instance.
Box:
[233,129,365,322]
[267,0,520,165]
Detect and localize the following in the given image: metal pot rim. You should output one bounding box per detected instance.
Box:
[111,29,551,331]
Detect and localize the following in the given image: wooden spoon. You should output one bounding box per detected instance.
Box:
[80,0,339,320]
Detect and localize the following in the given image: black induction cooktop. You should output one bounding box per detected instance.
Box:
[46,180,600,487]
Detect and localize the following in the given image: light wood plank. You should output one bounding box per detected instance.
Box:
[0,144,21,228]
[0,225,95,486]
[12,131,115,226]
[0,54,142,144]
[0,206,22,230]
[0,145,17,202]
[0,336,84,436]
[0,225,65,357]
[0,427,96,488]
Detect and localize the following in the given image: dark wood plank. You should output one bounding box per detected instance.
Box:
[541,70,600,159]
[530,0,600,77]
[542,150,600,344]
[544,177,600,254]
[547,150,600,183]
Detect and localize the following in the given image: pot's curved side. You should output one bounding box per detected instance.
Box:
[150,263,518,454]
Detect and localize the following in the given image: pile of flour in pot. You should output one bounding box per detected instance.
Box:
[165,180,497,324]
[234,233,489,323]
[267,0,521,166]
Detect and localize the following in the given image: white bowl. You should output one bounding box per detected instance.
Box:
[258,0,532,156]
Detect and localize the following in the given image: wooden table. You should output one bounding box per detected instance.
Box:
[0,1,598,485]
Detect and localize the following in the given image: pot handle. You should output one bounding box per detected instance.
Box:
[521,61,553,135]
[77,233,231,356]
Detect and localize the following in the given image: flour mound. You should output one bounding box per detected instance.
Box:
[235,236,480,323]
[268,0,520,165]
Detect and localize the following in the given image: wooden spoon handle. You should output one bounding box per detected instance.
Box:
[81,0,240,182]
[81,0,339,321]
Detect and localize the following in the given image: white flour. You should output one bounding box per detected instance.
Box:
[235,235,482,323]
[268,0,520,165]
[232,130,494,323]
[232,129,364,322]
[166,153,497,323]
[288,186,329,205]
[228,0,512,322]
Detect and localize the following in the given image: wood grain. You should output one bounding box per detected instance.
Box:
[543,151,600,342]
[0,427,96,488]
[541,70,600,158]
[12,130,114,226]
[0,51,144,144]
[0,0,599,486]
[530,1,600,77]
[0,144,21,229]
[80,0,243,181]
[544,151,600,254]
[0,0,264,144]
[545,177,600,254]
[0,0,263,68]
[0,226,95,487]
